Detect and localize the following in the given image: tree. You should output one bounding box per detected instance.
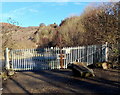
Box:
[81,2,120,44]
[81,2,120,62]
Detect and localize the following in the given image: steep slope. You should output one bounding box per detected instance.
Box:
[1,23,38,50]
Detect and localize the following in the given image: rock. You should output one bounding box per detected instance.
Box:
[101,62,112,69]
[73,62,88,67]
[0,72,8,80]
[102,62,108,69]
[85,72,93,77]
[67,62,95,77]
[95,62,112,69]
[0,88,3,91]
[8,70,15,76]
[3,77,8,81]
[95,62,103,68]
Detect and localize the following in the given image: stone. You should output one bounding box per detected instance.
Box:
[0,72,8,80]
[67,62,95,77]
[102,62,108,69]
[95,62,103,68]
[8,70,15,76]
[73,62,88,67]
[101,62,112,69]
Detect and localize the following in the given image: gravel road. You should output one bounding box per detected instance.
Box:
[2,69,120,94]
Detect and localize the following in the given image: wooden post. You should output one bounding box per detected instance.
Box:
[59,31,64,69]
[5,48,10,70]
[105,42,109,62]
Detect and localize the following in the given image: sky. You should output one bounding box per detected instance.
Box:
[1,0,119,27]
[1,2,90,27]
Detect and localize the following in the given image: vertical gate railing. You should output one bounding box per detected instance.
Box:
[5,43,108,71]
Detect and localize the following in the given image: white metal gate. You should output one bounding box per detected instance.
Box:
[6,44,108,71]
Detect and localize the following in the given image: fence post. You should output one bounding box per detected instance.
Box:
[105,42,109,62]
[5,48,10,70]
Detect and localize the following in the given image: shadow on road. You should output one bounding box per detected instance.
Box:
[21,69,119,94]
[2,69,120,94]
[10,78,32,95]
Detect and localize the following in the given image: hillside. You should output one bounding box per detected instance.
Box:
[1,23,38,50]
[1,2,119,51]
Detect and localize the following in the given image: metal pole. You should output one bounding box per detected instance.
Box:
[5,48,10,70]
[105,42,109,62]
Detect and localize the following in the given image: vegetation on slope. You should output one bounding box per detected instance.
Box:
[1,2,119,62]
